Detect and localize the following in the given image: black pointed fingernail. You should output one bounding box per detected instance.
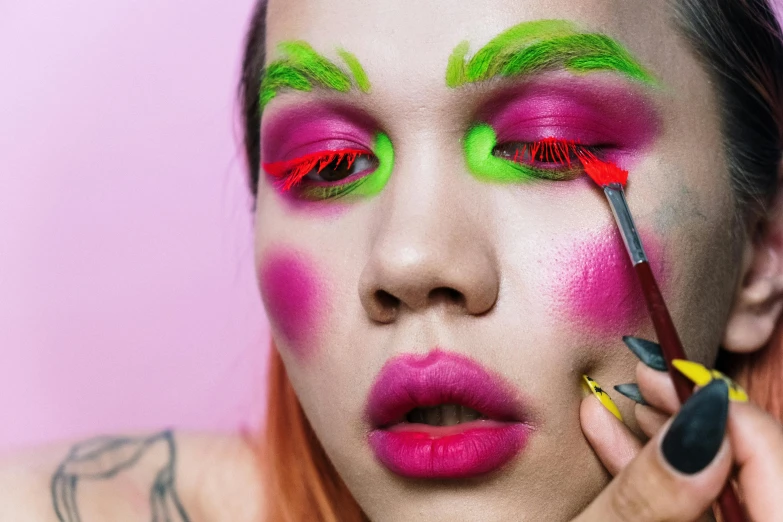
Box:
[661,379,729,474]
[623,336,667,371]
[614,383,647,405]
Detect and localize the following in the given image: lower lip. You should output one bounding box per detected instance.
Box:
[369,421,531,479]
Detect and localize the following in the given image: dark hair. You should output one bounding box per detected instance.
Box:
[675,0,783,214]
[239,0,268,196]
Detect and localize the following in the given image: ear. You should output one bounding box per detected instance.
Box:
[723,180,783,354]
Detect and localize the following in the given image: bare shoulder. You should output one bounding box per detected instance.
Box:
[0,431,265,522]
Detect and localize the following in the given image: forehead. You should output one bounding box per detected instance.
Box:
[265,0,687,93]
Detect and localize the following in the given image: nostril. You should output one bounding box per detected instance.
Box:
[375,290,400,311]
[428,287,466,307]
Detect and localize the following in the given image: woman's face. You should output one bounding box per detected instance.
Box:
[254,0,743,519]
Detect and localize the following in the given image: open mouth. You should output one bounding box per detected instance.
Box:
[405,404,486,426]
[382,404,505,438]
[366,349,535,479]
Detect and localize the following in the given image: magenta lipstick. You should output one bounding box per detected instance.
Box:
[366,349,534,479]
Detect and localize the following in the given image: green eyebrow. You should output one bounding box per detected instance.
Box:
[259,41,371,108]
[446,19,656,88]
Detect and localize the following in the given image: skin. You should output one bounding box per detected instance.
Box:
[253,1,760,520]
[463,75,662,182]
[579,368,783,522]
[259,249,324,360]
[1,1,783,521]
[0,433,262,521]
[261,103,394,201]
[547,226,665,336]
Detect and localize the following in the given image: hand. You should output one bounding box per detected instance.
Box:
[576,338,783,521]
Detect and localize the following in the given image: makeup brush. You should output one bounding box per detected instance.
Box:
[577,152,746,522]
[576,153,691,397]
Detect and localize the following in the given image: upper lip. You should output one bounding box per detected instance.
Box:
[366,349,528,428]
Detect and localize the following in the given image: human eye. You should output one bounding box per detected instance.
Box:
[263,148,380,200]
[463,123,615,185]
[492,138,606,181]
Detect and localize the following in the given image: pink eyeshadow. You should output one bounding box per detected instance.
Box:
[552,226,666,335]
[261,103,376,163]
[479,74,661,172]
[259,249,324,360]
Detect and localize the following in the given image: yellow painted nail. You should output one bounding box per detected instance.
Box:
[672,359,749,402]
[582,375,623,421]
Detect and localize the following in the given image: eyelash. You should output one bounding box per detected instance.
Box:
[263,148,376,193]
[263,137,606,201]
[493,138,606,178]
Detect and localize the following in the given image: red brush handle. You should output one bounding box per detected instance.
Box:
[633,261,746,522]
[717,484,746,522]
[633,262,692,402]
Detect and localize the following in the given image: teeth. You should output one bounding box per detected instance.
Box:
[425,406,442,426]
[405,404,485,426]
[462,408,482,422]
[442,405,460,426]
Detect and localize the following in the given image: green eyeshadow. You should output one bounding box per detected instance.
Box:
[463,124,577,183]
[298,133,395,201]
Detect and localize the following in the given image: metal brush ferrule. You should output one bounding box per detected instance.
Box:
[603,183,648,265]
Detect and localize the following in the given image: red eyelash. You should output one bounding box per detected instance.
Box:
[508,137,584,167]
[263,149,368,191]
[505,138,626,181]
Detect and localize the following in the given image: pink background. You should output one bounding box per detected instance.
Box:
[0,0,268,451]
[1,1,781,452]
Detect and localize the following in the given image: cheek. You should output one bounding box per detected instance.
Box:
[258,249,325,360]
[548,226,666,335]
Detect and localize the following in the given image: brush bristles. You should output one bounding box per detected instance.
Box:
[577,151,628,188]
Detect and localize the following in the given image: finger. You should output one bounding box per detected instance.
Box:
[637,363,681,415]
[613,383,669,439]
[671,359,749,402]
[623,336,667,371]
[622,336,681,414]
[635,404,670,439]
[580,394,644,476]
[728,401,783,521]
[576,380,732,522]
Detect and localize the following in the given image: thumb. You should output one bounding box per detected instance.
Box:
[576,380,733,522]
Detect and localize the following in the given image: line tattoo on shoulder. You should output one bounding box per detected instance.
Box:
[51,430,191,522]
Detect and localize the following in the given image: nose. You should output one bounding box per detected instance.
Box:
[358,150,500,323]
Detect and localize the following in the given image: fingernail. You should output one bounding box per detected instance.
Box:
[661,379,729,474]
[614,383,647,406]
[623,336,667,371]
[672,359,749,402]
[583,375,623,421]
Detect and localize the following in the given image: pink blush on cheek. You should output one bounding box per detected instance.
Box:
[551,227,666,335]
[259,250,324,360]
